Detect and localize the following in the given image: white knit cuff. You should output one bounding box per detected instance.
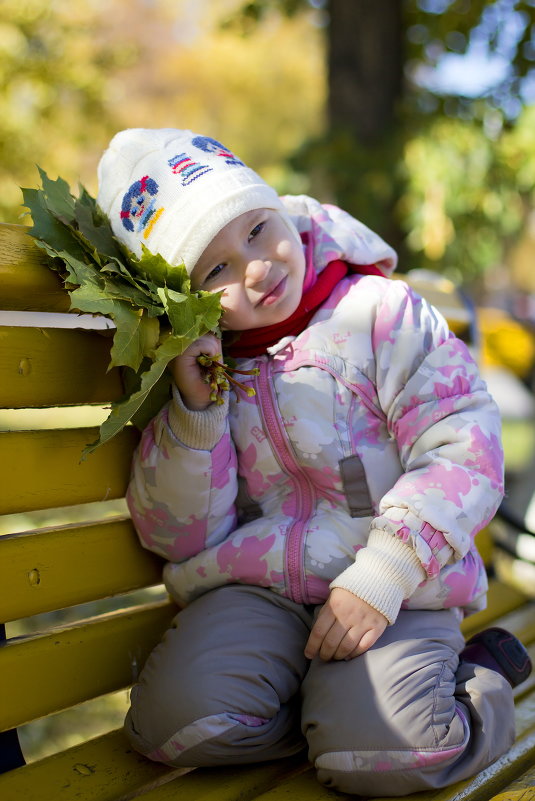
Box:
[329,529,426,624]
[168,384,229,450]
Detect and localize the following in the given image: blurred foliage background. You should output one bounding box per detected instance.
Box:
[0,0,324,221]
[2,0,535,764]
[1,0,535,294]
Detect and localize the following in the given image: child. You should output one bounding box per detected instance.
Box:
[97,128,531,796]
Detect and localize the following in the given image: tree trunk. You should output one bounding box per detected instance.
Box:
[327,0,404,142]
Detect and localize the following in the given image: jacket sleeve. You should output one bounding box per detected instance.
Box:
[126,384,239,563]
[331,278,504,622]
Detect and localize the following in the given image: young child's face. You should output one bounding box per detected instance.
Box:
[190,209,306,331]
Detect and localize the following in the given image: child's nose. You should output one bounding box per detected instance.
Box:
[245,258,272,286]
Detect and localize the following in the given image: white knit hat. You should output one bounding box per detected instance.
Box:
[97,127,294,274]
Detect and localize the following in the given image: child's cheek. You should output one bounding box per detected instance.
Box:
[277,239,295,258]
[218,297,233,330]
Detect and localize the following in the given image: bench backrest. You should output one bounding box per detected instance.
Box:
[0,223,175,742]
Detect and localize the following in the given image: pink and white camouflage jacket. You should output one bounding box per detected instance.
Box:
[126,195,504,625]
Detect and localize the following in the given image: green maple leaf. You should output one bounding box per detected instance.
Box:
[22,187,85,259]
[132,246,191,293]
[74,190,124,260]
[36,166,76,222]
[82,333,194,458]
[122,366,174,432]
[22,167,224,454]
[68,282,161,372]
[110,312,160,373]
[159,285,223,340]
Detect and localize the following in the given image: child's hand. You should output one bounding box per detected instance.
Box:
[169,334,222,411]
[304,588,388,662]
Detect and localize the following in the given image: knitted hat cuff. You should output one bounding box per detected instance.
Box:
[163,182,283,272]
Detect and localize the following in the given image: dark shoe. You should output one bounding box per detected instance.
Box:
[461,627,532,688]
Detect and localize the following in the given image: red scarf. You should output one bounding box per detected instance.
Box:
[226,259,384,359]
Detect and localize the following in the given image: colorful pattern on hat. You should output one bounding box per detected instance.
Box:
[191,135,245,166]
[167,153,212,185]
[120,176,164,238]
[97,128,290,274]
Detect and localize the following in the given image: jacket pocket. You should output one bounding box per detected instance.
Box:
[339,454,374,518]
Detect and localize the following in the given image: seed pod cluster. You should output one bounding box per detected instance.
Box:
[197,354,260,404]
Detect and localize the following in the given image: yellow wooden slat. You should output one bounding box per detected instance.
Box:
[0,518,164,623]
[0,714,533,801]
[513,690,535,742]
[0,326,123,407]
[235,765,348,801]
[0,223,70,312]
[0,600,177,731]
[2,699,533,801]
[460,579,531,639]
[138,759,311,801]
[134,759,308,801]
[0,427,139,514]
[0,728,185,801]
[0,728,307,801]
[489,765,535,801]
[474,525,494,567]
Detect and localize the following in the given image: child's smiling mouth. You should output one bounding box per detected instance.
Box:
[258,275,288,306]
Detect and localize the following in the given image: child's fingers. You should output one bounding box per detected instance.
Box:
[318,622,348,662]
[169,334,223,402]
[332,628,366,661]
[190,333,222,359]
[339,624,387,661]
[304,608,337,659]
[305,590,388,662]
[306,616,359,662]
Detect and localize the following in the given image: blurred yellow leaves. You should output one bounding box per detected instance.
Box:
[403,120,495,262]
[0,0,325,222]
[478,307,535,379]
[2,0,534,288]
[415,183,454,261]
[400,113,533,283]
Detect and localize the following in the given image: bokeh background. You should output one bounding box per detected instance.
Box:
[2,0,535,294]
[1,0,535,763]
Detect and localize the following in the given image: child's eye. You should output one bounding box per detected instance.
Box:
[206,263,226,282]
[248,221,265,241]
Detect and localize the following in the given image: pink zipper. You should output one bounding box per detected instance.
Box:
[256,360,315,604]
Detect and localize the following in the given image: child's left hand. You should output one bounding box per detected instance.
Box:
[304,588,388,662]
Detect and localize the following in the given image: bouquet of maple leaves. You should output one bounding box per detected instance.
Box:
[22,170,255,458]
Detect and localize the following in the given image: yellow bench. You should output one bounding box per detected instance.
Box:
[0,222,533,801]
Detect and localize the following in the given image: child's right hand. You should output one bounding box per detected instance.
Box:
[304,588,388,661]
[169,333,222,411]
